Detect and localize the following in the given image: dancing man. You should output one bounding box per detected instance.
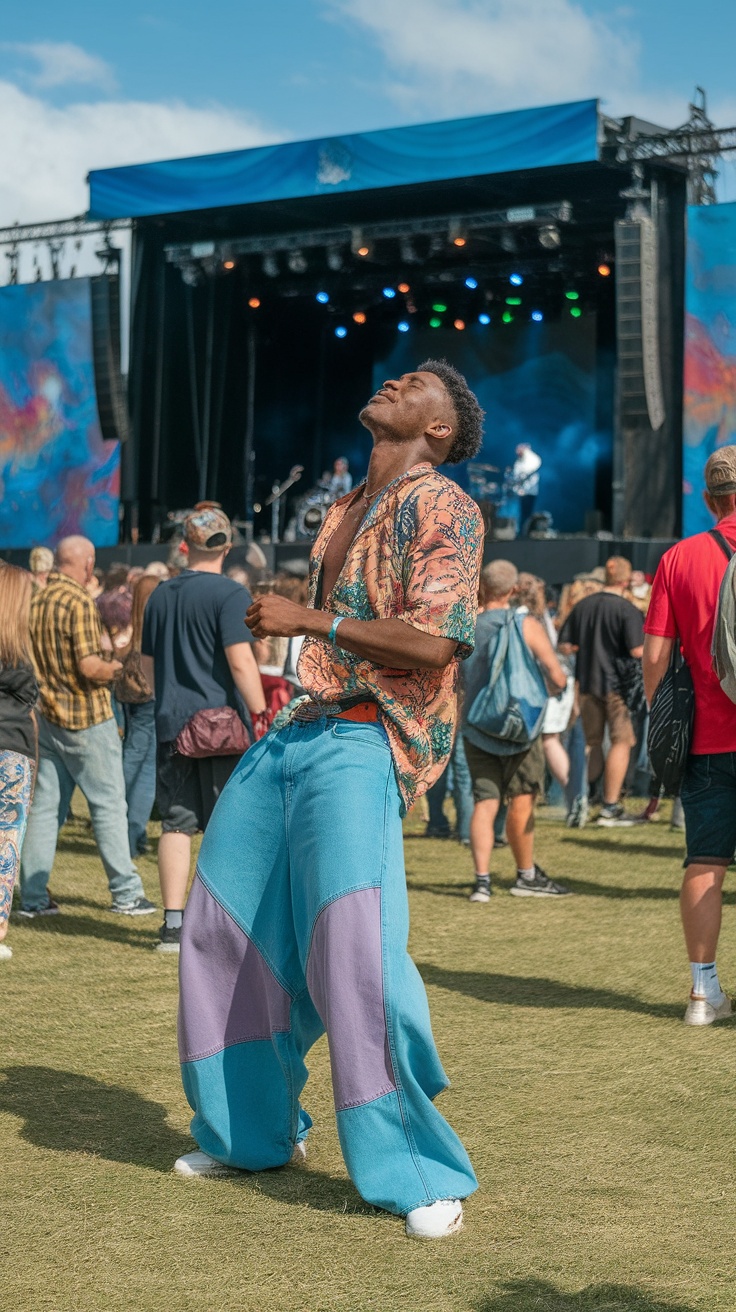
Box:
[174,361,485,1239]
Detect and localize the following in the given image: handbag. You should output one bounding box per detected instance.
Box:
[647,645,694,796]
[113,650,153,705]
[175,705,252,758]
[613,655,647,717]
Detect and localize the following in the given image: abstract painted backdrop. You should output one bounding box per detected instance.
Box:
[683,202,736,537]
[0,279,120,549]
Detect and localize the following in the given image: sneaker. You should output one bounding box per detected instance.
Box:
[596,803,641,828]
[424,825,452,839]
[111,896,157,916]
[405,1198,463,1239]
[566,794,589,829]
[16,899,60,919]
[174,1150,233,1179]
[155,922,181,954]
[510,865,572,898]
[683,993,732,1026]
[469,878,492,903]
[291,1140,308,1164]
[0,943,12,960]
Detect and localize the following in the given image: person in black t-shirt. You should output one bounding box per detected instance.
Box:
[0,565,39,960]
[141,508,267,954]
[559,556,644,827]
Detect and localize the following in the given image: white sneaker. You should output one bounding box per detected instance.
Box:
[0,943,12,960]
[405,1198,463,1239]
[174,1141,308,1178]
[173,1150,233,1178]
[683,993,732,1026]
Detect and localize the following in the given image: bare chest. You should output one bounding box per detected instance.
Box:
[319,497,369,603]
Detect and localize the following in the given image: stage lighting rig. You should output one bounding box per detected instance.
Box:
[326,247,344,271]
[539,224,562,249]
[287,250,308,274]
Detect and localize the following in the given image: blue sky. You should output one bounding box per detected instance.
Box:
[1,0,735,223]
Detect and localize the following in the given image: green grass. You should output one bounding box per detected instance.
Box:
[4,802,736,1311]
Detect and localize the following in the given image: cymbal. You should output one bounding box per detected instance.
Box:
[468,462,500,473]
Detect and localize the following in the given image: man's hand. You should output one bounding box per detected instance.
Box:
[78,654,122,683]
[246,595,320,640]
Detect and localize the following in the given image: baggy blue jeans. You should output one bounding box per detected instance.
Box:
[122,701,157,856]
[178,717,478,1216]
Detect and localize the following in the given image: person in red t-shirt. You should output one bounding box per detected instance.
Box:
[643,447,736,1027]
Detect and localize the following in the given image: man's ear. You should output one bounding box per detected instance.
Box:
[427,421,452,441]
[704,490,716,516]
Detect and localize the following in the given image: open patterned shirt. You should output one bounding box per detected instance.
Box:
[30,573,113,730]
[297,462,484,810]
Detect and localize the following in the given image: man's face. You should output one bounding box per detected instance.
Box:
[359,371,453,448]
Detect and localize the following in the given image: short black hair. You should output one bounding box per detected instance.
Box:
[418,358,485,464]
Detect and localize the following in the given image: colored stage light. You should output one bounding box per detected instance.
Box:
[454,319,465,330]
[352,311,367,324]
[316,291,329,303]
[531,310,543,322]
[357,245,370,257]
[382,287,396,299]
[248,297,261,308]
[429,317,442,328]
[432,303,447,313]
[502,311,513,324]
[478,313,491,325]
[397,321,410,332]
[453,236,467,247]
[510,273,523,286]
[335,326,348,338]
[398,282,410,293]
[598,263,611,277]
[465,277,478,289]
[223,260,235,270]
[565,290,579,300]
[505,297,522,306]
[570,306,582,318]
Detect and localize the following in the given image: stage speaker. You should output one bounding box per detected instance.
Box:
[614,217,665,433]
[91,273,131,442]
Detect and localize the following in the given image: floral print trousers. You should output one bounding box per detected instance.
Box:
[0,750,33,932]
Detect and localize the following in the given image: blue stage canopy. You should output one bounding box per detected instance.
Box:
[88,99,599,221]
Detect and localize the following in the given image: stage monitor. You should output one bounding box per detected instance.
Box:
[683,201,736,537]
[0,278,120,550]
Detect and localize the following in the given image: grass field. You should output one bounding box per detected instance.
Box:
[4,800,736,1312]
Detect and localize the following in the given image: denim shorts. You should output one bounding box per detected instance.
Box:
[680,752,736,867]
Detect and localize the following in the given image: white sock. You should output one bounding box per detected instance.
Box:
[517,867,535,882]
[690,961,723,1003]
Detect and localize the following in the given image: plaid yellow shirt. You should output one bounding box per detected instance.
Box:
[30,572,112,730]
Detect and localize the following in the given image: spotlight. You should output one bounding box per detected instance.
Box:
[531,310,543,322]
[429,317,442,328]
[248,297,261,308]
[565,291,579,301]
[397,282,410,294]
[352,311,367,324]
[287,250,308,274]
[449,218,467,247]
[478,313,491,325]
[598,263,612,277]
[509,273,523,286]
[432,303,447,313]
[397,321,410,333]
[502,311,513,323]
[335,326,348,338]
[351,231,372,258]
[316,291,329,304]
[180,264,201,287]
[505,297,522,306]
[262,254,279,278]
[326,247,344,271]
[570,306,582,318]
[223,260,235,270]
[400,237,419,264]
[382,287,396,299]
[454,319,465,331]
[538,224,562,250]
[465,277,478,289]
[500,232,517,254]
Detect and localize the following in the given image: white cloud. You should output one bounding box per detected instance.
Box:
[0,79,281,224]
[328,0,638,115]
[1,41,116,91]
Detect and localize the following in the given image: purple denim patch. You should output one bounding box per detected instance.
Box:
[178,873,291,1064]
[306,886,396,1112]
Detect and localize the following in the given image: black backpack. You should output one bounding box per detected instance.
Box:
[648,528,733,795]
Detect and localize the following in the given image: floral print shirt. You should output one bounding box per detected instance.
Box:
[297,462,484,810]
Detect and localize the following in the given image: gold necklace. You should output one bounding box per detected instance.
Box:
[361,479,392,505]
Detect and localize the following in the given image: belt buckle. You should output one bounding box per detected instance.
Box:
[292,700,342,723]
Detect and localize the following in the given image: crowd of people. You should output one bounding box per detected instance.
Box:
[2,361,736,1239]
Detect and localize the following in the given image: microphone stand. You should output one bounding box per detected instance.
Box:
[264,465,304,543]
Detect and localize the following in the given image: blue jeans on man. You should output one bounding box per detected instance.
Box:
[123,701,157,857]
[19,714,145,912]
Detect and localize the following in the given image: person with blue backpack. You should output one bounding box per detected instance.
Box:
[461,560,571,903]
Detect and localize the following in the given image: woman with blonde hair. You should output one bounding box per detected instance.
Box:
[0,565,39,958]
[114,574,161,857]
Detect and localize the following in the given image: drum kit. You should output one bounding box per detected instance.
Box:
[467,462,520,537]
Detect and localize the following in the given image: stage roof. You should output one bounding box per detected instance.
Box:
[87,99,599,222]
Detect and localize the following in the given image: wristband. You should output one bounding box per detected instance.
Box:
[328,615,346,645]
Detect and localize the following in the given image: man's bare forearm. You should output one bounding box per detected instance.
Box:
[302,613,456,670]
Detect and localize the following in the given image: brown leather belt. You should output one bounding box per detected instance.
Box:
[292,699,379,724]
